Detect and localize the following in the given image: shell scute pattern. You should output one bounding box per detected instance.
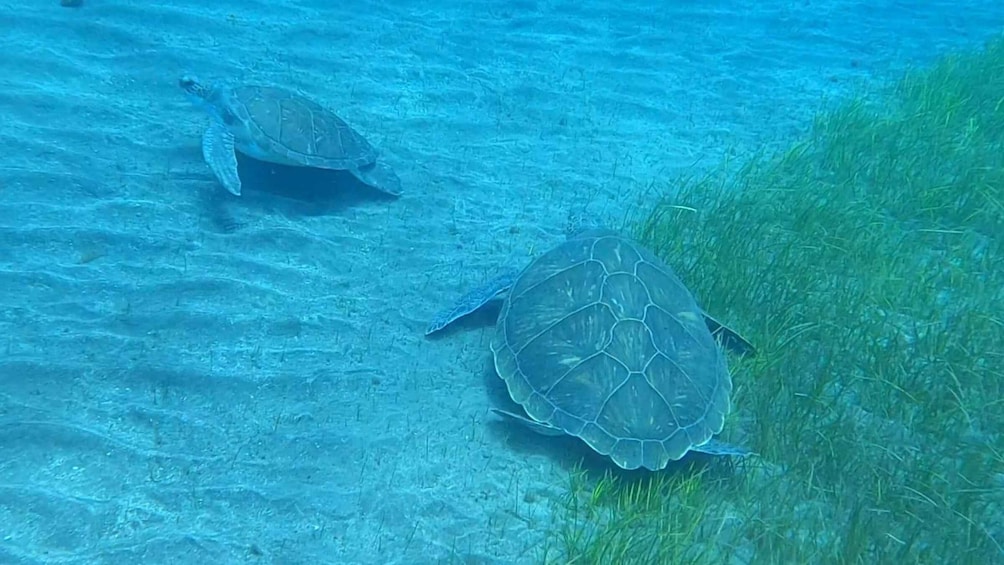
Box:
[492,232,733,470]
[236,86,377,169]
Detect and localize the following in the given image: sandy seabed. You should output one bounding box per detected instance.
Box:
[0,1,1001,563]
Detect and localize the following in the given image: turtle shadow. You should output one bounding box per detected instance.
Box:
[478,360,608,472]
[202,155,399,232]
[236,155,398,213]
[479,359,736,479]
[487,414,733,480]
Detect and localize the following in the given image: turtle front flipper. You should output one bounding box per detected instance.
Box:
[491,408,565,437]
[424,268,521,335]
[202,121,242,196]
[351,160,402,197]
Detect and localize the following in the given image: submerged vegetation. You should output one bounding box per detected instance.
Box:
[546,34,1004,564]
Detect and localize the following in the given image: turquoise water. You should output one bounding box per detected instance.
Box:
[1,1,1002,563]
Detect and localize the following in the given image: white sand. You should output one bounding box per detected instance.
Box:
[1,0,1001,562]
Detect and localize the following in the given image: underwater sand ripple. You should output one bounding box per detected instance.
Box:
[2,0,1003,562]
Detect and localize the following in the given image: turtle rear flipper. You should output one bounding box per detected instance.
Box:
[202,122,241,196]
[491,408,565,437]
[691,438,753,457]
[425,268,520,335]
[702,312,756,357]
[351,160,403,197]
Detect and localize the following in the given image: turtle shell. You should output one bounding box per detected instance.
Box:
[227,85,377,170]
[490,231,732,471]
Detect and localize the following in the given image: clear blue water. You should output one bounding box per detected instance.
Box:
[0,1,1002,563]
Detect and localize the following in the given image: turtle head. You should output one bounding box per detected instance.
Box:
[564,212,614,240]
[178,75,209,100]
[179,75,239,125]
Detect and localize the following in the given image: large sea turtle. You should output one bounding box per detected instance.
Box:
[426,228,754,471]
[179,76,402,197]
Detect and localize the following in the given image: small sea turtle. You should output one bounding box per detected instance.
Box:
[427,228,754,471]
[179,75,401,197]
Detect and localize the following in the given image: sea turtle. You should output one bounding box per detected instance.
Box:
[179,75,402,197]
[426,228,754,471]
